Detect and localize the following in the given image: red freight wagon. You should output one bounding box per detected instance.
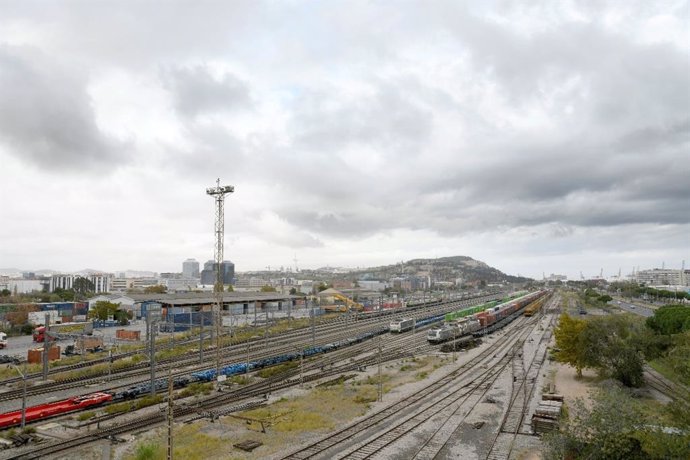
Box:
[0,392,112,428]
[477,312,496,328]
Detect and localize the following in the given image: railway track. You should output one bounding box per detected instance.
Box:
[2,319,437,459]
[644,365,690,403]
[485,295,558,460]
[0,295,499,406]
[281,314,542,460]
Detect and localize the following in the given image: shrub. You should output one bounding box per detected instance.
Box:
[77,411,95,421]
[134,442,160,460]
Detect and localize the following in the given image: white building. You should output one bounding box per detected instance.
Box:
[634,269,689,287]
[0,278,45,294]
[88,294,135,311]
[358,280,388,291]
[162,278,198,292]
[50,273,111,293]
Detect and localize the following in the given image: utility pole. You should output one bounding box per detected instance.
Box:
[206,179,234,389]
[42,313,51,381]
[167,367,174,460]
[293,346,304,388]
[199,314,204,366]
[148,311,156,396]
[310,297,316,346]
[377,336,383,402]
[245,341,250,375]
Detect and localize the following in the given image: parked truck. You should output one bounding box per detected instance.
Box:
[63,336,104,355]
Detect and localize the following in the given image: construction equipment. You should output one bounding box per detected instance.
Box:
[333,293,364,312]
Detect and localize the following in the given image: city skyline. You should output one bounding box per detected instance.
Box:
[0,2,688,281]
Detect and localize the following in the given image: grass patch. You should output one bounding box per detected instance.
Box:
[178,382,213,398]
[415,371,428,380]
[77,411,96,421]
[363,374,392,386]
[126,424,227,460]
[136,394,163,410]
[256,361,298,379]
[104,401,132,415]
[133,442,157,460]
[227,375,251,385]
[353,386,378,403]
[649,358,690,388]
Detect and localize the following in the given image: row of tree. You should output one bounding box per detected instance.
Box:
[554,313,646,387]
[549,299,690,459]
[645,304,690,335]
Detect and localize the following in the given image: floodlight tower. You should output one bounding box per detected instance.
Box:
[206,178,234,388]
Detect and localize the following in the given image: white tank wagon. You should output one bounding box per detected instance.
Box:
[389,318,415,333]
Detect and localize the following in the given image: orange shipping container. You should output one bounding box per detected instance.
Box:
[27,346,61,364]
[116,329,141,341]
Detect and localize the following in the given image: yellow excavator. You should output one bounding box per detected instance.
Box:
[324,293,365,312]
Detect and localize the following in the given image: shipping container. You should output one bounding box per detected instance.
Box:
[116,329,141,341]
[28,346,61,363]
[28,310,59,326]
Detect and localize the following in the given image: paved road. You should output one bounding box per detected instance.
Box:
[611,299,655,317]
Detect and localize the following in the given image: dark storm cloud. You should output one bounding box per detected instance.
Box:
[0,46,125,171]
[162,65,252,117]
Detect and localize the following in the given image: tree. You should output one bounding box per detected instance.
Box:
[260,285,277,292]
[144,285,167,294]
[226,285,234,292]
[316,283,329,292]
[0,289,10,297]
[553,313,589,376]
[646,305,690,335]
[72,277,95,296]
[6,304,40,327]
[543,386,651,460]
[289,287,297,295]
[53,287,75,301]
[557,314,646,387]
[89,301,120,321]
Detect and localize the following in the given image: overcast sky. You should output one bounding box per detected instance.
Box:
[0,1,688,280]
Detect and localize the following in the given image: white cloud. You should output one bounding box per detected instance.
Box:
[0,1,687,279]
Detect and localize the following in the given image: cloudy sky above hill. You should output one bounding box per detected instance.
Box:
[0,0,688,279]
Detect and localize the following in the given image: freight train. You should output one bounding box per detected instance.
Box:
[428,290,548,344]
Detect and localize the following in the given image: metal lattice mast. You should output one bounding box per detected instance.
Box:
[206,179,234,388]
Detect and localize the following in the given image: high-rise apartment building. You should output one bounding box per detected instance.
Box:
[182,258,200,279]
[200,260,235,286]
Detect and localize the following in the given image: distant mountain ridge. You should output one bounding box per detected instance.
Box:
[0,268,153,278]
[352,255,529,284]
[289,255,530,284]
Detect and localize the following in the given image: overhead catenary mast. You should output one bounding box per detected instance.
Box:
[206,179,234,389]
